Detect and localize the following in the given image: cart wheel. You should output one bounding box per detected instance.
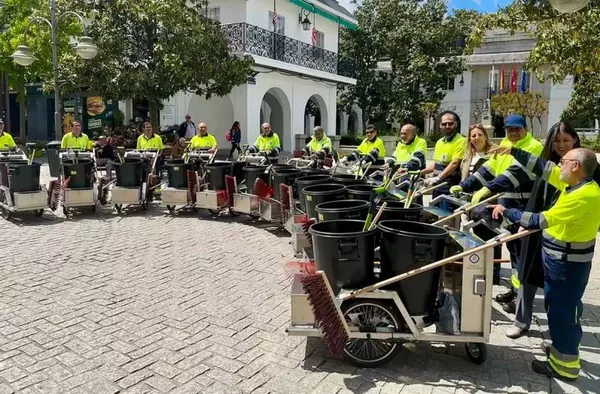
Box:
[33,209,44,217]
[229,207,240,217]
[341,299,404,368]
[465,343,487,365]
[1,207,11,220]
[62,206,68,216]
[167,205,175,213]
[115,204,122,214]
[208,209,220,215]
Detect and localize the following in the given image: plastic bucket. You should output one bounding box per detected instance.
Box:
[165,159,195,188]
[378,220,448,316]
[113,158,143,187]
[376,201,423,222]
[302,183,347,220]
[309,220,377,294]
[62,159,93,189]
[270,168,301,200]
[6,162,41,192]
[0,159,28,187]
[205,162,232,190]
[331,174,367,187]
[347,184,376,201]
[300,168,329,177]
[295,174,331,212]
[315,199,370,222]
[231,161,245,185]
[242,165,268,192]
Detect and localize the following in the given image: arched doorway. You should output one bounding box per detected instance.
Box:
[348,110,359,134]
[260,88,291,151]
[304,94,328,135]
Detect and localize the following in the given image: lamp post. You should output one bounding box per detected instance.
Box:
[11,0,98,138]
[549,0,590,13]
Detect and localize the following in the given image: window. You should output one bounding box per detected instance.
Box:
[268,12,285,35]
[446,77,455,91]
[201,6,221,22]
[315,30,324,48]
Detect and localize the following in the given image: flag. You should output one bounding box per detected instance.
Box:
[272,9,278,27]
[311,28,318,46]
[520,68,527,93]
[489,64,496,98]
[510,66,518,93]
[499,65,505,94]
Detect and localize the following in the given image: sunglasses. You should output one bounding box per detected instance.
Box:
[441,122,455,127]
[365,130,375,134]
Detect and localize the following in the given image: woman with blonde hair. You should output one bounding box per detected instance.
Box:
[460,123,497,181]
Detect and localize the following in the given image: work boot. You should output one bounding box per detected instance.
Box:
[502,301,516,314]
[531,360,577,382]
[495,288,516,303]
[506,326,528,339]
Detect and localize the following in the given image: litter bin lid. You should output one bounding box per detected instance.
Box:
[46,141,62,148]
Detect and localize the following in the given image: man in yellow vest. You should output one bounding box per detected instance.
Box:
[303,126,332,157]
[452,115,543,315]
[136,122,164,150]
[422,111,466,198]
[0,118,16,150]
[248,123,281,163]
[190,122,218,151]
[489,147,600,382]
[341,124,386,165]
[385,124,427,172]
[61,121,91,150]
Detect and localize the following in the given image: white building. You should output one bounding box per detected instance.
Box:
[123,0,359,151]
[378,29,577,137]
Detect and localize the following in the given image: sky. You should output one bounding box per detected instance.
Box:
[336,0,514,14]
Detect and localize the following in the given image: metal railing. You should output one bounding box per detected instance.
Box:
[222,22,351,77]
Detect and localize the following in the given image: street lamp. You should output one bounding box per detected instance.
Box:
[10,0,98,138]
[549,0,590,13]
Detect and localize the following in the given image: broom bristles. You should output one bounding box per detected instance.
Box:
[279,184,291,219]
[253,178,273,200]
[284,261,315,280]
[301,273,349,357]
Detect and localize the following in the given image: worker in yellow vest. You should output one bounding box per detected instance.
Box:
[342,124,386,165]
[137,122,164,150]
[190,123,218,151]
[0,118,16,150]
[489,147,600,382]
[248,123,281,163]
[61,121,91,150]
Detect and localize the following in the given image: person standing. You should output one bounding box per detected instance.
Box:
[178,114,196,139]
[489,147,600,381]
[227,121,242,160]
[460,124,497,181]
[422,111,466,198]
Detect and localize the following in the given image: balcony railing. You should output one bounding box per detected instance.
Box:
[223,23,351,78]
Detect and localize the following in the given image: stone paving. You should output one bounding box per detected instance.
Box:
[0,165,598,393]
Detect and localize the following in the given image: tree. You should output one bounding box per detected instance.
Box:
[467,0,600,122]
[491,92,548,136]
[62,0,254,129]
[0,0,82,138]
[338,0,475,126]
[418,101,440,135]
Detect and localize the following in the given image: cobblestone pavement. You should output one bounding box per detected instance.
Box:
[0,166,598,393]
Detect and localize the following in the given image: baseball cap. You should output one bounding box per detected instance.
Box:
[504,114,526,129]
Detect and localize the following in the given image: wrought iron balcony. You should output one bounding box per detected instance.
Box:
[223,23,350,77]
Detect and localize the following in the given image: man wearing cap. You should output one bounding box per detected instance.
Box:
[178,114,196,140]
[0,119,17,150]
[451,114,544,315]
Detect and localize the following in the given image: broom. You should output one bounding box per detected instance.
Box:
[362,165,402,231]
[253,178,273,200]
[432,193,504,226]
[403,172,421,208]
[300,228,537,356]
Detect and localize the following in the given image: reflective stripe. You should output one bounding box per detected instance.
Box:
[542,161,555,180]
[549,346,580,379]
[502,192,531,199]
[413,155,423,167]
[474,172,488,187]
[505,171,521,188]
[526,152,538,172]
[567,252,594,263]
[520,212,532,227]
[542,231,596,249]
[511,269,520,289]
[512,160,536,181]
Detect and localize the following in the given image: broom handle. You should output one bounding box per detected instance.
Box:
[341,229,538,301]
[368,202,387,231]
[414,182,448,197]
[432,193,503,226]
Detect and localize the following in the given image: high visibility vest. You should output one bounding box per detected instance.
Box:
[190,134,217,150]
[61,132,90,150]
[392,136,427,166]
[136,134,164,150]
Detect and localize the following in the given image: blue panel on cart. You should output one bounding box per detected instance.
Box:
[449,230,485,250]
[423,206,453,218]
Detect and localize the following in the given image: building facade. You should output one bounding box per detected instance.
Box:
[117,0,358,151]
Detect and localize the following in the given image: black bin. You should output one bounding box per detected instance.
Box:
[377,201,423,222]
[309,220,377,294]
[270,168,301,200]
[347,184,376,201]
[302,183,346,220]
[5,162,41,192]
[295,174,331,212]
[331,174,367,187]
[300,168,329,177]
[206,162,232,190]
[0,159,28,187]
[113,158,143,187]
[62,159,93,189]
[378,220,448,317]
[243,165,268,191]
[165,159,195,188]
[46,140,62,178]
[315,199,370,222]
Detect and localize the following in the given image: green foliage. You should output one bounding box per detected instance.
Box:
[338,0,475,125]
[491,92,548,135]
[62,0,254,128]
[467,1,600,122]
[340,133,363,146]
[580,134,600,153]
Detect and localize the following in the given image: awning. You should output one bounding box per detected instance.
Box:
[287,0,357,30]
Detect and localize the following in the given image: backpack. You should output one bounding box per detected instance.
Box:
[226,130,232,142]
